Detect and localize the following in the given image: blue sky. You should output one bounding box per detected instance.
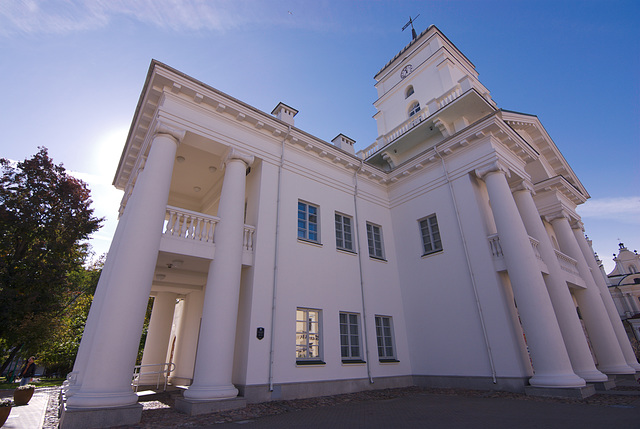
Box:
[0,0,638,272]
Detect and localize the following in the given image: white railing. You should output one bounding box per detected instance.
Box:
[164,206,219,243]
[487,234,542,261]
[132,362,176,392]
[163,206,256,253]
[243,225,256,252]
[555,250,580,277]
[488,234,503,258]
[435,84,463,109]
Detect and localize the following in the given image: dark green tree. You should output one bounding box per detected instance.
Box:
[0,147,103,375]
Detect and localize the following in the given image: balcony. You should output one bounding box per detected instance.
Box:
[487,234,585,287]
[159,205,255,266]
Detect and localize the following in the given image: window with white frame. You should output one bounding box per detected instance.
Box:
[366,222,385,259]
[419,214,442,255]
[339,312,362,361]
[296,308,322,362]
[335,212,354,252]
[375,315,396,361]
[298,201,319,243]
[408,101,420,117]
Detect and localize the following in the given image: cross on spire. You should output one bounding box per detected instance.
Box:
[402,14,420,40]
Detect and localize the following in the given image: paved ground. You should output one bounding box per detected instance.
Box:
[4,384,640,428]
[0,387,51,429]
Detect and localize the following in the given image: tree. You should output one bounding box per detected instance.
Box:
[0,148,103,375]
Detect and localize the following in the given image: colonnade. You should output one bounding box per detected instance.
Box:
[65,122,254,410]
[475,159,638,388]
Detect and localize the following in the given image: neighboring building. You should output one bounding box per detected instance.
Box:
[606,243,640,342]
[59,26,640,428]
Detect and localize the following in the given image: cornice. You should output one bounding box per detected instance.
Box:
[533,175,587,206]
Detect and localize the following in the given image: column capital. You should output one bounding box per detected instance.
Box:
[545,210,570,224]
[224,147,255,168]
[155,122,186,144]
[511,180,536,195]
[571,219,585,231]
[474,160,510,180]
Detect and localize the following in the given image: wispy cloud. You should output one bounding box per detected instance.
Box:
[0,0,263,36]
[577,196,640,224]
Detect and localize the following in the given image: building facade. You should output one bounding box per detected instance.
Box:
[60,26,640,428]
[606,243,640,342]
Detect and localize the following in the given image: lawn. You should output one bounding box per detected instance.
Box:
[0,377,65,390]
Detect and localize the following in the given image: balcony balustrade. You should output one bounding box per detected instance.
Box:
[161,206,255,263]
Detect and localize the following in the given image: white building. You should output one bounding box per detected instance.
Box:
[60,26,640,428]
[606,243,640,342]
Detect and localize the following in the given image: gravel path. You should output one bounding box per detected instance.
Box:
[39,384,640,428]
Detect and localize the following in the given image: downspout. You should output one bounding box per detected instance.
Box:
[354,159,374,384]
[268,125,291,391]
[433,145,497,384]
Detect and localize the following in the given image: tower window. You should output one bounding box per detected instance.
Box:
[408,101,420,117]
[405,86,414,98]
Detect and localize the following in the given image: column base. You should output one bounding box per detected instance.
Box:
[65,389,139,408]
[597,363,636,375]
[528,373,585,388]
[574,368,609,382]
[524,384,595,399]
[59,402,142,429]
[174,396,246,416]
[627,362,640,371]
[591,378,617,391]
[183,383,239,400]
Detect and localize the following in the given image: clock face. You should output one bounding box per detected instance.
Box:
[400,64,413,79]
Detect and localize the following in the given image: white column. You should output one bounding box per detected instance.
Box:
[67,124,184,408]
[573,225,640,371]
[184,148,254,400]
[170,290,204,385]
[476,162,584,388]
[139,292,177,384]
[550,214,634,374]
[512,186,607,382]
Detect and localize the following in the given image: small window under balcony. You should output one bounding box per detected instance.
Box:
[408,101,420,118]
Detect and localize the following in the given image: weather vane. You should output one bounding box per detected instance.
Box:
[402,14,420,40]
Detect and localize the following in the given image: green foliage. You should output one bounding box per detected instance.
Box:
[137,298,155,365]
[0,148,103,372]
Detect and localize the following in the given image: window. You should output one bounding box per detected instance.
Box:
[375,315,396,361]
[405,85,414,98]
[298,201,319,242]
[339,312,362,361]
[296,308,322,362]
[408,101,420,117]
[335,213,354,251]
[366,222,385,259]
[419,214,442,255]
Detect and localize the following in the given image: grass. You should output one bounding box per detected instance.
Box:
[0,377,65,390]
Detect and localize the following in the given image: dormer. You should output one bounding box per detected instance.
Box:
[271,102,298,126]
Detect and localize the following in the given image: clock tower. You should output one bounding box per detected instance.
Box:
[368,26,496,168]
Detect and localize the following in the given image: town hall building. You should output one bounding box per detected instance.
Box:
[59,25,640,428]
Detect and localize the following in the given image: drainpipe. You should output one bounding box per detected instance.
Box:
[353,159,374,384]
[268,125,291,392]
[433,145,497,384]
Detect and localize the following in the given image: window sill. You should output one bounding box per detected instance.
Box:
[337,248,357,255]
[378,359,399,364]
[369,255,387,262]
[341,359,366,364]
[298,238,322,247]
[421,249,443,258]
[296,360,326,366]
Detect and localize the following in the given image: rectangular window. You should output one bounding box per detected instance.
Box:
[366,222,384,259]
[339,312,362,361]
[298,201,319,242]
[335,213,354,251]
[296,308,322,362]
[375,315,396,361]
[419,214,442,255]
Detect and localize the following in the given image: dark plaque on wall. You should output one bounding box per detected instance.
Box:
[257,327,265,340]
